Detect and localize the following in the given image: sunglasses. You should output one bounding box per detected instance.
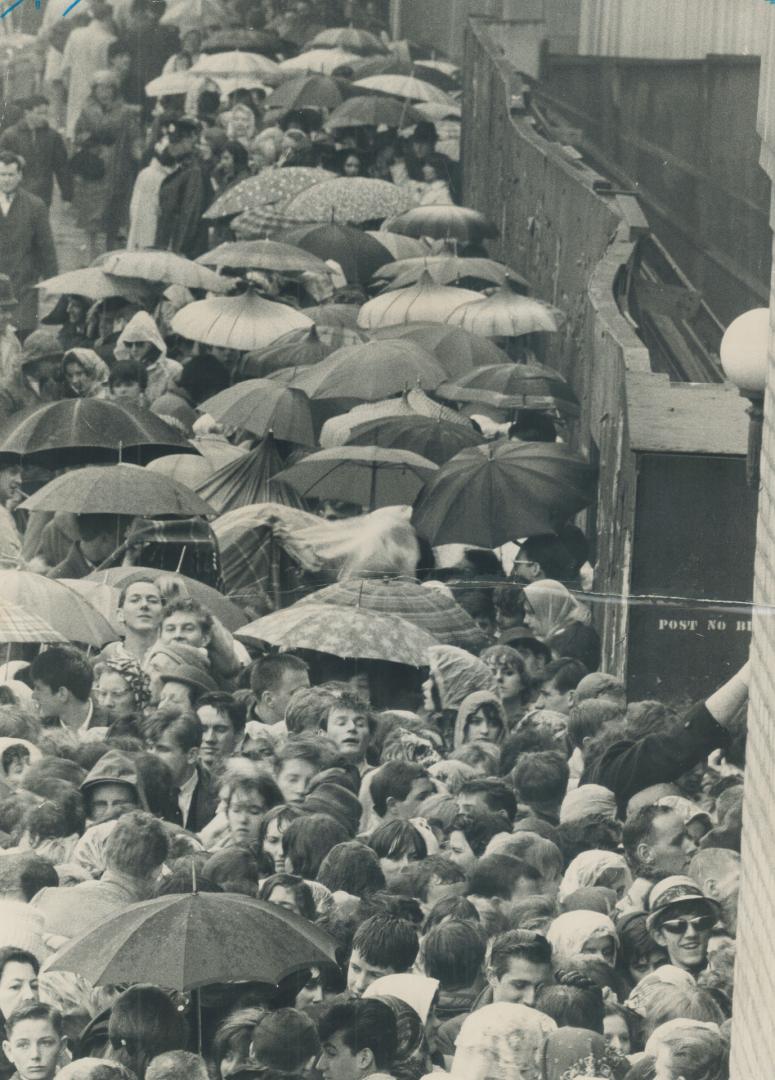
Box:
[659,914,715,935]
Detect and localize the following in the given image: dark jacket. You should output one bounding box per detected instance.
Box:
[0,188,58,332]
[580,701,729,817]
[436,983,493,1057]
[48,542,95,580]
[185,761,219,833]
[156,157,208,258]
[0,120,73,205]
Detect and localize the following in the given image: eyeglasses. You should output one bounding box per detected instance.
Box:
[659,915,715,935]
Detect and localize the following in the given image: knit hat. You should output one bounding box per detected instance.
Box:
[250,1008,321,1072]
[303,783,362,836]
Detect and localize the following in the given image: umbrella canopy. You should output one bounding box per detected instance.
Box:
[437,362,580,417]
[366,232,428,260]
[412,441,597,548]
[373,322,510,379]
[100,251,232,295]
[145,71,209,97]
[446,287,565,337]
[0,598,66,645]
[279,223,393,285]
[86,566,247,631]
[413,60,461,92]
[413,100,462,122]
[347,414,483,465]
[308,26,387,54]
[21,464,215,518]
[199,240,333,277]
[320,394,417,448]
[384,205,499,243]
[44,891,337,990]
[237,602,438,666]
[358,274,485,329]
[160,0,229,28]
[191,50,280,80]
[298,576,487,651]
[0,571,118,647]
[171,292,313,352]
[202,28,280,55]
[278,48,361,76]
[36,269,153,305]
[303,304,369,348]
[0,400,194,467]
[291,340,448,401]
[327,95,422,129]
[202,381,315,445]
[374,256,526,291]
[195,434,305,515]
[274,445,437,510]
[353,74,456,105]
[282,177,414,226]
[234,327,334,379]
[264,74,345,114]
[204,168,334,221]
[147,440,246,489]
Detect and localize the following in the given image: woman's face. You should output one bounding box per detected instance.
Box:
[295,967,324,1008]
[142,652,177,704]
[580,933,616,966]
[124,339,153,364]
[262,816,286,872]
[627,947,668,987]
[66,298,86,323]
[603,1013,631,1057]
[220,149,235,171]
[226,788,265,847]
[465,706,501,743]
[94,82,116,106]
[65,360,89,394]
[445,829,477,874]
[94,670,135,721]
[343,154,361,177]
[421,163,439,182]
[267,883,302,917]
[111,380,142,403]
[379,849,420,888]
[485,657,524,703]
[523,604,540,634]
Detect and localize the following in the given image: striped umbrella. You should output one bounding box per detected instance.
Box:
[0,597,65,645]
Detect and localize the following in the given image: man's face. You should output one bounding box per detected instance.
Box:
[31,680,62,721]
[533,679,573,715]
[488,956,552,1006]
[197,704,236,768]
[2,1018,61,1080]
[119,582,163,635]
[158,680,195,711]
[276,757,317,804]
[152,732,196,786]
[26,104,49,129]
[653,902,714,972]
[161,610,210,648]
[346,948,395,997]
[391,777,435,819]
[88,783,137,822]
[262,668,310,724]
[457,792,488,816]
[0,164,22,196]
[0,963,38,1020]
[326,706,369,762]
[644,811,696,877]
[445,829,477,874]
[0,466,22,508]
[317,1030,362,1080]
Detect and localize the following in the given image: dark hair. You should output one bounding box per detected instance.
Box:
[622,805,677,878]
[213,1008,265,1072]
[0,947,39,983]
[555,815,622,864]
[467,854,540,900]
[108,985,186,1080]
[509,411,558,443]
[0,852,57,901]
[423,920,485,990]
[256,804,304,858]
[567,700,624,750]
[370,762,427,819]
[5,1001,62,1036]
[368,819,427,863]
[276,734,333,772]
[535,970,605,1033]
[317,841,386,898]
[512,751,569,806]
[351,914,419,973]
[281,813,349,879]
[0,152,24,171]
[105,810,169,878]
[458,778,517,823]
[109,359,149,391]
[197,692,246,735]
[107,38,131,60]
[1,744,29,774]
[493,584,526,620]
[625,700,677,740]
[30,647,93,702]
[284,688,337,735]
[176,354,230,407]
[202,849,260,895]
[318,999,398,1071]
[161,598,213,636]
[450,810,509,856]
[390,856,465,905]
[541,658,588,694]
[145,705,203,752]
[250,655,309,697]
[422,894,480,933]
[519,535,578,583]
[488,929,553,975]
[499,728,557,775]
[259,873,315,921]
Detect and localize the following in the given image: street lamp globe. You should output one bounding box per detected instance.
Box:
[720,307,769,394]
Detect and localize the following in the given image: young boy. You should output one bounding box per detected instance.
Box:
[3,1003,65,1080]
[108,359,148,408]
[0,744,30,789]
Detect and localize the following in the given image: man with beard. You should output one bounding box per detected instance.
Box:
[0,97,72,208]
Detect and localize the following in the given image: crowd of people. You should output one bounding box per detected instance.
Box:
[0,1,747,1079]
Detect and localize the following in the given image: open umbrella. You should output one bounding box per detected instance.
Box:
[145,71,209,97]
[319,394,417,448]
[0,571,118,647]
[274,445,437,510]
[291,340,448,401]
[36,269,153,305]
[86,566,247,631]
[237,602,437,666]
[358,273,485,329]
[160,0,229,29]
[202,28,280,55]
[264,74,345,114]
[436,362,580,417]
[327,95,422,130]
[201,381,315,445]
[384,205,499,243]
[0,399,195,467]
[446,286,565,337]
[204,168,334,222]
[233,327,334,379]
[282,177,414,226]
[412,441,597,548]
[191,50,280,81]
[347,414,483,465]
[278,48,361,76]
[374,256,527,291]
[308,26,387,55]
[413,100,462,122]
[100,251,232,295]
[373,322,510,378]
[195,435,305,515]
[171,292,313,352]
[44,891,337,990]
[21,464,215,518]
[198,240,333,276]
[0,598,66,645]
[298,576,487,651]
[365,232,429,261]
[413,60,460,92]
[279,223,393,286]
[147,440,246,489]
[353,74,456,106]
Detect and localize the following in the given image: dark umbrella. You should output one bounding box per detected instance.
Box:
[327,95,423,130]
[201,381,316,446]
[412,441,597,548]
[347,414,484,465]
[437,362,581,418]
[201,28,280,56]
[264,74,347,113]
[384,205,499,244]
[233,327,335,380]
[278,224,394,285]
[290,340,448,401]
[373,322,510,379]
[275,445,437,510]
[0,399,196,466]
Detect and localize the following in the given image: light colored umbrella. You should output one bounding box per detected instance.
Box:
[264,74,345,114]
[384,205,499,243]
[204,167,334,221]
[237,602,438,666]
[171,292,313,351]
[365,231,429,260]
[0,598,66,645]
[160,0,229,28]
[290,339,448,400]
[201,381,315,445]
[358,273,485,329]
[446,288,566,337]
[146,439,246,489]
[213,76,271,96]
[373,322,510,378]
[191,50,280,80]
[278,48,361,76]
[274,445,437,510]
[198,240,333,276]
[0,571,118,647]
[20,464,215,518]
[282,177,415,225]
[100,251,232,295]
[319,395,417,448]
[374,256,524,290]
[353,74,456,105]
[327,95,422,130]
[308,27,387,55]
[36,268,153,305]
[145,71,209,97]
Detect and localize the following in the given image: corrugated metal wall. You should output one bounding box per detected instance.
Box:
[579,0,768,58]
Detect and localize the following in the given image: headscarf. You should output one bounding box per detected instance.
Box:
[115,311,168,363]
[546,910,619,969]
[523,580,591,641]
[0,737,42,766]
[365,994,430,1080]
[364,974,439,1025]
[452,1002,557,1080]
[62,348,110,397]
[559,785,617,824]
[428,646,498,711]
[454,690,506,748]
[542,1028,629,1080]
[558,851,631,904]
[97,656,152,713]
[624,965,696,1018]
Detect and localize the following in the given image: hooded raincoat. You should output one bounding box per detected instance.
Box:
[115,311,182,404]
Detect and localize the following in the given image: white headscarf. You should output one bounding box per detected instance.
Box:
[546,910,618,969]
[364,973,440,1024]
[452,1003,557,1080]
[558,850,631,903]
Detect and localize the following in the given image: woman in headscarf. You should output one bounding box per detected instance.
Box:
[558,851,632,905]
[451,1002,557,1080]
[644,1019,728,1080]
[364,973,440,1038]
[547,911,619,970]
[454,692,506,748]
[93,657,152,727]
[61,348,110,399]
[541,1027,629,1080]
[559,785,618,825]
[423,645,498,752]
[523,581,601,672]
[362,993,433,1080]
